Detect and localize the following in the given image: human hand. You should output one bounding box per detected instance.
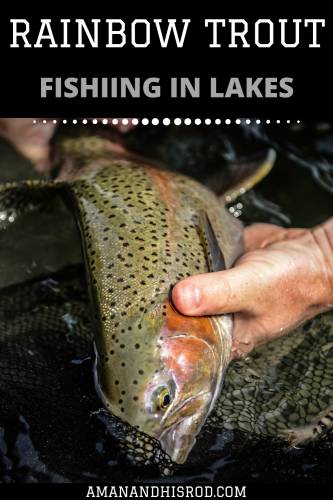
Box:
[0,118,135,173]
[172,218,333,360]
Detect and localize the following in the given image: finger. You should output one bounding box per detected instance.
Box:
[172,264,261,316]
[244,223,285,251]
[0,118,56,172]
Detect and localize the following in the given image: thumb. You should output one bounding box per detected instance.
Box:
[172,263,260,316]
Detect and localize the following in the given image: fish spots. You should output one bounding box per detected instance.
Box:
[73,163,227,427]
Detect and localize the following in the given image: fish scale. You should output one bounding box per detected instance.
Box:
[0,133,278,463]
[64,161,242,439]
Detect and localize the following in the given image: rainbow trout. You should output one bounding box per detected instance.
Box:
[0,134,275,463]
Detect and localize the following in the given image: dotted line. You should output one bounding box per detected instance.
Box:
[33,118,301,126]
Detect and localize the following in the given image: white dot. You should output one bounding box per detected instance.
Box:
[276,120,280,124]
[234,210,240,218]
[297,120,301,124]
[82,119,88,125]
[72,119,77,125]
[236,203,243,209]
[229,206,235,213]
[286,120,290,124]
[236,119,241,125]
[225,119,231,125]
[163,118,170,126]
[122,118,128,125]
[152,118,159,126]
[174,118,182,126]
[256,119,261,124]
[92,119,98,124]
[112,118,118,125]
[42,119,47,124]
[195,118,201,125]
[215,119,221,125]
[142,118,149,125]
[102,119,108,125]
[246,119,251,125]
[33,119,37,124]
[204,118,211,125]
[132,118,139,126]
[266,119,271,124]
[184,118,191,126]
[52,119,57,124]
[63,119,67,124]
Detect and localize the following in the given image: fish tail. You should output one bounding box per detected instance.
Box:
[218,149,276,203]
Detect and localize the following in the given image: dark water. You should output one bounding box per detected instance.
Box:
[0,122,333,483]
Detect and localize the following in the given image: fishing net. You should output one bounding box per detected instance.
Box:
[1,124,333,482]
[0,267,174,482]
[208,311,333,437]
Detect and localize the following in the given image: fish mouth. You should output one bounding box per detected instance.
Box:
[159,392,211,464]
[159,416,197,464]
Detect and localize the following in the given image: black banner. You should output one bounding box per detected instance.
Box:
[0,6,330,118]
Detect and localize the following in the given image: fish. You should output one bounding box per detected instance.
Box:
[0,131,275,463]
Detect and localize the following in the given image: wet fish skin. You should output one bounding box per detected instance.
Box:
[0,135,275,464]
[65,159,242,463]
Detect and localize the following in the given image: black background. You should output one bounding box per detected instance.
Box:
[0,5,330,118]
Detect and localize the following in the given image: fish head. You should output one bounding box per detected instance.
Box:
[147,300,232,463]
[97,298,232,464]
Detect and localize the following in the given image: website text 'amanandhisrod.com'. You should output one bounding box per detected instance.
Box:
[86,485,247,498]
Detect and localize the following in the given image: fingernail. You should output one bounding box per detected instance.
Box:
[180,283,201,312]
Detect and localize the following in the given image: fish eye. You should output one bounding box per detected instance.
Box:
[158,387,172,410]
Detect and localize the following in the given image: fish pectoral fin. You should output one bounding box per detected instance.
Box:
[198,211,226,273]
[205,149,276,203]
[280,404,333,446]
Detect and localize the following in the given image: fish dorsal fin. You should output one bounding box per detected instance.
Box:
[198,211,226,272]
